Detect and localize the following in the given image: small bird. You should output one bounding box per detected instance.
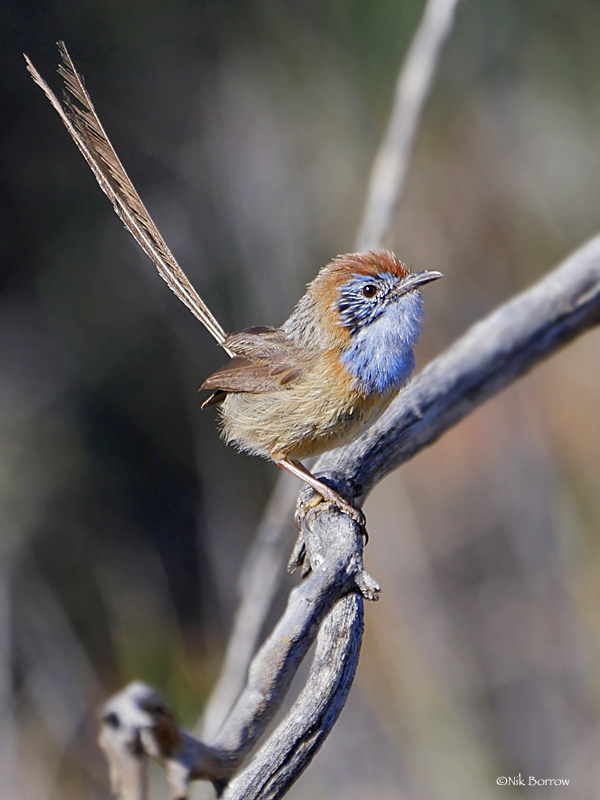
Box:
[26,44,442,527]
[200,251,441,522]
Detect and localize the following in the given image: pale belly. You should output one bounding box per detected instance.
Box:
[218,378,396,462]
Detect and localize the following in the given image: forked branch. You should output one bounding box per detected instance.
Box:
[99,235,600,798]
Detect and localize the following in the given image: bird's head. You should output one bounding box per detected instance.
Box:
[333,252,442,334]
[285,250,442,395]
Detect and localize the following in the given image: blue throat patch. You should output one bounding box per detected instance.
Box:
[339,290,424,394]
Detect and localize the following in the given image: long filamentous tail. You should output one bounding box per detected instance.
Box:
[25,42,232,353]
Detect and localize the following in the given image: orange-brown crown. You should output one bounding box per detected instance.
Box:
[310,250,409,310]
[327,250,409,278]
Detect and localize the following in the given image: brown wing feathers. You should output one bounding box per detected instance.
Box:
[201,356,284,394]
[200,328,302,406]
[25,43,232,355]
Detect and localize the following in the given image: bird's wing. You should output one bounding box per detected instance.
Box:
[25,42,231,352]
[200,327,302,407]
[223,326,297,358]
[200,356,301,393]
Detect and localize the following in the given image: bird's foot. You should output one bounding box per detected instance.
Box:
[277,458,366,531]
[294,485,365,530]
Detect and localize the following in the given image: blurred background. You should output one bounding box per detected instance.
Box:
[2,0,600,797]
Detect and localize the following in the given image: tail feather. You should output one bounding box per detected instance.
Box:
[25,42,232,353]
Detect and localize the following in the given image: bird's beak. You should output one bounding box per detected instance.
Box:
[394,270,443,298]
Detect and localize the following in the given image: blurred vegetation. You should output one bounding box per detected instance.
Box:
[2,0,600,797]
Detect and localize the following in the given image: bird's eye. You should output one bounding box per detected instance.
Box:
[362,284,377,298]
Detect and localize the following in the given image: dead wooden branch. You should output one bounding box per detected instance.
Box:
[99,234,600,798]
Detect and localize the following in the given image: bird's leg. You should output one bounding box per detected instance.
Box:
[275,458,366,529]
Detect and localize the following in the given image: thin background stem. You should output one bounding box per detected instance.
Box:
[356,0,462,250]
